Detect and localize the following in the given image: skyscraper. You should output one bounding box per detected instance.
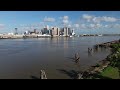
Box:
[57,27,60,36]
[63,27,69,36]
[15,28,18,35]
[51,27,60,36]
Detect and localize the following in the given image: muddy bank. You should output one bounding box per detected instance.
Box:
[77,39,120,79]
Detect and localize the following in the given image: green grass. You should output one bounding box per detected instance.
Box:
[100,66,119,79]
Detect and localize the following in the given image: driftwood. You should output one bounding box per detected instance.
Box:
[77,73,83,79]
[75,53,80,62]
[88,48,93,52]
[40,70,47,79]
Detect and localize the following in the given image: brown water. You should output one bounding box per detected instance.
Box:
[0,36,119,79]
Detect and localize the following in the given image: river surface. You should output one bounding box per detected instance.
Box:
[0,36,120,79]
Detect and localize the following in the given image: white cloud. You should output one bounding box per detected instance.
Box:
[82,14,94,22]
[61,16,69,25]
[74,24,79,28]
[83,14,93,20]
[102,16,117,22]
[85,23,103,29]
[63,16,69,20]
[63,19,69,24]
[96,23,102,28]
[44,16,55,22]
[0,24,5,29]
[114,24,120,28]
[92,17,102,23]
[103,24,119,28]
[82,14,119,24]
[80,24,86,29]
[68,24,71,27]
[0,24,5,26]
[104,25,109,28]
[90,24,95,28]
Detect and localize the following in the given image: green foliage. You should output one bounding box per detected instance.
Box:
[111,43,120,49]
[100,66,119,79]
[95,64,100,67]
[108,43,120,78]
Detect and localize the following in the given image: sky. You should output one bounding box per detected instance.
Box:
[0,11,120,34]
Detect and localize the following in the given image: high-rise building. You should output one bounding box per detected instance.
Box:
[54,27,58,35]
[68,28,72,35]
[63,27,69,36]
[34,29,37,34]
[49,27,60,36]
[49,29,52,36]
[43,27,49,34]
[15,28,18,35]
[60,28,64,35]
[57,27,60,36]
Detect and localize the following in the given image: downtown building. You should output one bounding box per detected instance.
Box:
[63,27,72,36]
[50,26,60,36]
[40,26,75,37]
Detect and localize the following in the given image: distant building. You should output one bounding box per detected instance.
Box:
[34,29,37,34]
[57,27,60,36]
[72,29,75,36]
[68,28,72,35]
[37,26,74,37]
[41,27,49,35]
[60,28,64,35]
[51,27,60,36]
[63,27,69,36]
[8,33,14,35]
[15,28,18,35]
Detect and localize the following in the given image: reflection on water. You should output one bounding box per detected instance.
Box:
[0,36,120,79]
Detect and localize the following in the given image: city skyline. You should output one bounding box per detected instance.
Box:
[0,11,120,34]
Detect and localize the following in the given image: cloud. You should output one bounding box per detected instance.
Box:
[104,25,109,28]
[83,14,119,23]
[63,19,69,24]
[61,16,69,25]
[90,24,96,28]
[63,16,69,20]
[82,14,93,22]
[74,24,79,28]
[81,24,86,28]
[81,23,103,29]
[102,16,117,22]
[83,14,93,20]
[103,24,120,28]
[96,23,102,28]
[114,24,120,28]
[44,16,55,22]
[92,17,102,23]
[91,23,102,29]
[79,24,86,29]
[0,24,5,29]
[68,24,71,27]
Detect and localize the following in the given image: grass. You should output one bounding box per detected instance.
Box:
[100,66,119,79]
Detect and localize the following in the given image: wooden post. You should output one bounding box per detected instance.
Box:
[75,53,80,62]
[40,70,47,79]
[77,73,83,79]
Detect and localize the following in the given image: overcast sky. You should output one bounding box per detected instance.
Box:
[0,11,120,34]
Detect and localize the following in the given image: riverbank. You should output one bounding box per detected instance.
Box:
[78,39,120,79]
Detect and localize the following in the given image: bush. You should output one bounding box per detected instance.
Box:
[95,64,100,67]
